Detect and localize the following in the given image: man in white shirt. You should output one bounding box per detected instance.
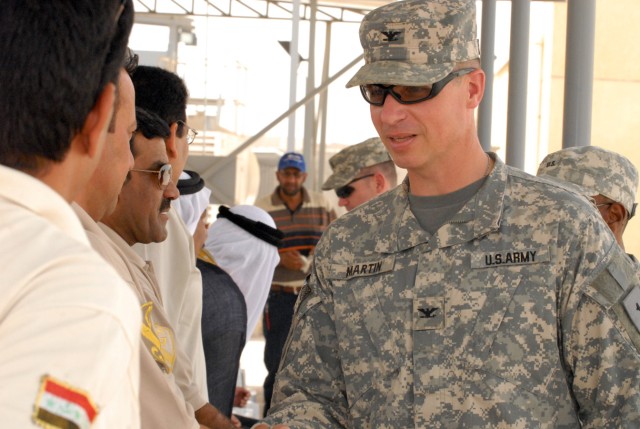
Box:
[100,107,235,429]
[131,66,209,404]
[0,1,141,427]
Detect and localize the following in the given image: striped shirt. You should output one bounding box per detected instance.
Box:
[256,186,336,287]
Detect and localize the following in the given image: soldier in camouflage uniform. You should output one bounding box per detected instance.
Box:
[322,137,398,212]
[254,1,640,428]
[537,145,639,261]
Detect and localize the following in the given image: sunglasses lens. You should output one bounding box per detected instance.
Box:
[396,85,433,102]
[360,85,385,105]
[335,185,354,199]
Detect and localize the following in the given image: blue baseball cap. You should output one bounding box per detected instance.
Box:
[278,152,306,173]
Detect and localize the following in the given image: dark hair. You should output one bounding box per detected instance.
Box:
[131,66,189,138]
[133,107,171,157]
[0,0,134,172]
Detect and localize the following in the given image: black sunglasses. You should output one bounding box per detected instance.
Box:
[359,68,476,106]
[335,174,375,199]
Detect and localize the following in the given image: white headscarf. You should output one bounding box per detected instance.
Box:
[205,205,280,341]
[173,171,211,235]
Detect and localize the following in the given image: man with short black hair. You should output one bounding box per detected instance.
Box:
[255,151,336,415]
[0,1,141,427]
[99,107,234,429]
[131,68,205,380]
[322,137,398,211]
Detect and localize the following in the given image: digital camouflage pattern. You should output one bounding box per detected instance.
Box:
[537,145,639,217]
[262,155,640,428]
[346,0,481,88]
[322,137,391,190]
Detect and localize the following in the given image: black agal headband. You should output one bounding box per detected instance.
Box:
[217,205,284,248]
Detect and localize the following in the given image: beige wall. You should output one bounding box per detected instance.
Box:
[546,0,640,256]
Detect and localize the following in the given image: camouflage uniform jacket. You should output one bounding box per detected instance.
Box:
[263,155,640,429]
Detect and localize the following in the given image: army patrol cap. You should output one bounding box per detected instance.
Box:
[346,0,481,88]
[322,137,391,190]
[537,146,639,217]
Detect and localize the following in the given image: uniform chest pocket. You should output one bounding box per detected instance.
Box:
[464,247,560,396]
[329,258,412,410]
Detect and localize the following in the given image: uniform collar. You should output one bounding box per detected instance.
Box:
[375,153,505,254]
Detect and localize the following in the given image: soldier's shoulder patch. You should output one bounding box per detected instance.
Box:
[588,251,640,349]
[33,375,98,429]
[622,286,640,333]
[587,249,634,308]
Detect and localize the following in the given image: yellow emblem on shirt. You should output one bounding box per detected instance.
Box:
[141,301,176,373]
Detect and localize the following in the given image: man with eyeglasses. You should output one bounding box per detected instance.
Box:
[321,137,399,212]
[72,60,193,428]
[99,107,235,429]
[0,1,143,427]
[256,1,640,428]
[254,151,336,416]
[131,66,210,416]
[537,145,639,264]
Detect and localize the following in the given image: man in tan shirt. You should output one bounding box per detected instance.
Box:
[74,58,233,429]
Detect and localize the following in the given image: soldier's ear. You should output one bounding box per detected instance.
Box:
[607,202,627,225]
[374,172,386,192]
[466,69,485,109]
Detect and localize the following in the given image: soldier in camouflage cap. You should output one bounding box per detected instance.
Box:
[256,1,640,428]
[321,137,398,211]
[537,145,638,252]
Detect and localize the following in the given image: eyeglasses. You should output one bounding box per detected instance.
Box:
[130,163,173,189]
[589,198,637,220]
[176,120,197,145]
[359,68,476,106]
[335,174,375,199]
[589,197,614,210]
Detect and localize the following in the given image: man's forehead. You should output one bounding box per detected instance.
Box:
[279,167,303,173]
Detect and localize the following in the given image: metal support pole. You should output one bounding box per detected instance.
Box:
[303,0,317,188]
[478,0,496,152]
[505,0,530,169]
[286,0,301,152]
[562,0,596,148]
[317,22,332,191]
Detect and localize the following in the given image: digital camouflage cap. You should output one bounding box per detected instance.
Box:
[537,146,639,217]
[322,137,391,190]
[346,0,480,88]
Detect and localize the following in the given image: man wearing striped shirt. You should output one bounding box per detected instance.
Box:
[255,152,337,415]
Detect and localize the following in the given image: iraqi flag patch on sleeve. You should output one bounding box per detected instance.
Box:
[32,375,98,429]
